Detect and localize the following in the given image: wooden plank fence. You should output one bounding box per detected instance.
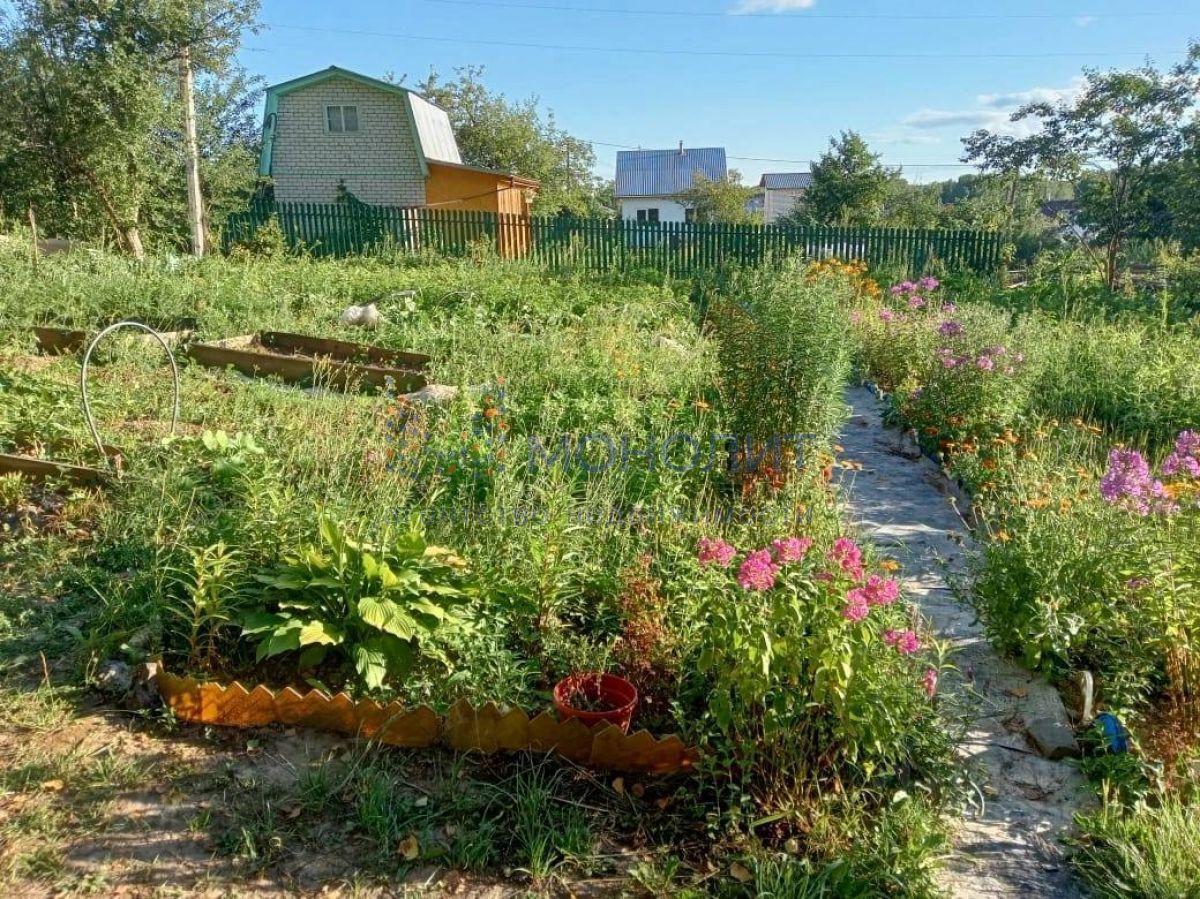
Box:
[222,200,1004,275]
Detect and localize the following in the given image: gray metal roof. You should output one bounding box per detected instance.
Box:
[614,147,727,197]
[760,172,813,190]
[408,93,462,165]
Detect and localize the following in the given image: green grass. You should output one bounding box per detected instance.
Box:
[1074,798,1200,899]
[0,240,962,893]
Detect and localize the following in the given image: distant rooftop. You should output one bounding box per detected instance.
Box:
[760,172,813,190]
[615,147,728,198]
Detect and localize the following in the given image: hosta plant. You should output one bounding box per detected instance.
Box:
[241,515,474,691]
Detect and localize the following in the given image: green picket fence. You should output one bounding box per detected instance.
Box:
[222,200,1004,274]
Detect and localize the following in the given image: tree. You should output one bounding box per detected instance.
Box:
[675,170,758,224]
[963,44,1200,288]
[790,131,895,226]
[0,0,260,256]
[410,66,609,217]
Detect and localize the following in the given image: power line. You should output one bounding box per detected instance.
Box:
[266,23,1180,60]
[423,0,1196,22]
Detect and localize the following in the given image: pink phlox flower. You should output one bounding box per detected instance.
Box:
[879,309,896,322]
[922,668,939,697]
[772,536,813,564]
[863,574,899,606]
[919,276,940,292]
[908,296,926,310]
[976,356,995,371]
[698,537,736,568]
[827,537,864,581]
[843,588,870,622]
[737,549,779,591]
[943,302,957,313]
[938,320,963,337]
[884,629,921,655]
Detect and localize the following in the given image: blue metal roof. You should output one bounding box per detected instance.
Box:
[614,147,727,197]
[760,172,812,190]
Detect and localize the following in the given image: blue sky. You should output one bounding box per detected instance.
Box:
[242,0,1200,184]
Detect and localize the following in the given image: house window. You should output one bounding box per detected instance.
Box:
[636,208,660,223]
[326,105,359,133]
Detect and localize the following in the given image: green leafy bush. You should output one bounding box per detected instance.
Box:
[241,516,474,690]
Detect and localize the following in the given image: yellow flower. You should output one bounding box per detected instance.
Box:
[880,560,901,572]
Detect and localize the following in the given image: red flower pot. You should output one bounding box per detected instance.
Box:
[553,673,638,733]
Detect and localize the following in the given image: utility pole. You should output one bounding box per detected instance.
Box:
[180,45,205,257]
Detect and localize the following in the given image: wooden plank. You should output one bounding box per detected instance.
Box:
[0,453,108,485]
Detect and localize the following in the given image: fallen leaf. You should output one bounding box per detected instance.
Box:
[612,777,625,796]
[40,779,64,792]
[730,862,754,883]
[397,834,420,860]
[414,795,429,808]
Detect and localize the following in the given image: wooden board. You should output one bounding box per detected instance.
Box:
[0,453,107,485]
[186,334,428,392]
[259,331,431,371]
[32,327,86,355]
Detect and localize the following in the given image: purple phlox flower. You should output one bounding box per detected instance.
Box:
[1162,430,1200,479]
[908,295,926,310]
[938,320,964,337]
[879,309,896,322]
[698,537,736,568]
[942,356,960,369]
[772,536,813,564]
[942,302,957,313]
[1100,447,1175,515]
[893,281,917,294]
[737,549,779,591]
[890,284,905,296]
[988,345,1007,357]
[919,276,940,292]
[976,356,995,371]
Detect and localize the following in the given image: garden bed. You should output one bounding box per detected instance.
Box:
[185,330,429,391]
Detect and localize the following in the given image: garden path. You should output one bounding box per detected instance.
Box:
[835,387,1088,899]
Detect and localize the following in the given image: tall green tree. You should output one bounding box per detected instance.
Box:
[410,66,608,216]
[0,0,260,255]
[790,131,895,226]
[676,170,758,224]
[963,44,1200,287]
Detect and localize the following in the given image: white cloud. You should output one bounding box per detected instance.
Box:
[977,78,1085,110]
[902,109,997,130]
[1075,15,1096,27]
[868,131,944,147]
[888,78,1085,145]
[730,0,816,14]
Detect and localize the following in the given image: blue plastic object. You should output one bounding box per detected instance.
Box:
[1095,712,1130,754]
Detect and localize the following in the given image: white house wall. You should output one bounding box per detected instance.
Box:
[619,198,689,223]
[271,77,426,206]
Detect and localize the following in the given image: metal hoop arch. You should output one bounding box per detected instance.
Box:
[80,321,181,468]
